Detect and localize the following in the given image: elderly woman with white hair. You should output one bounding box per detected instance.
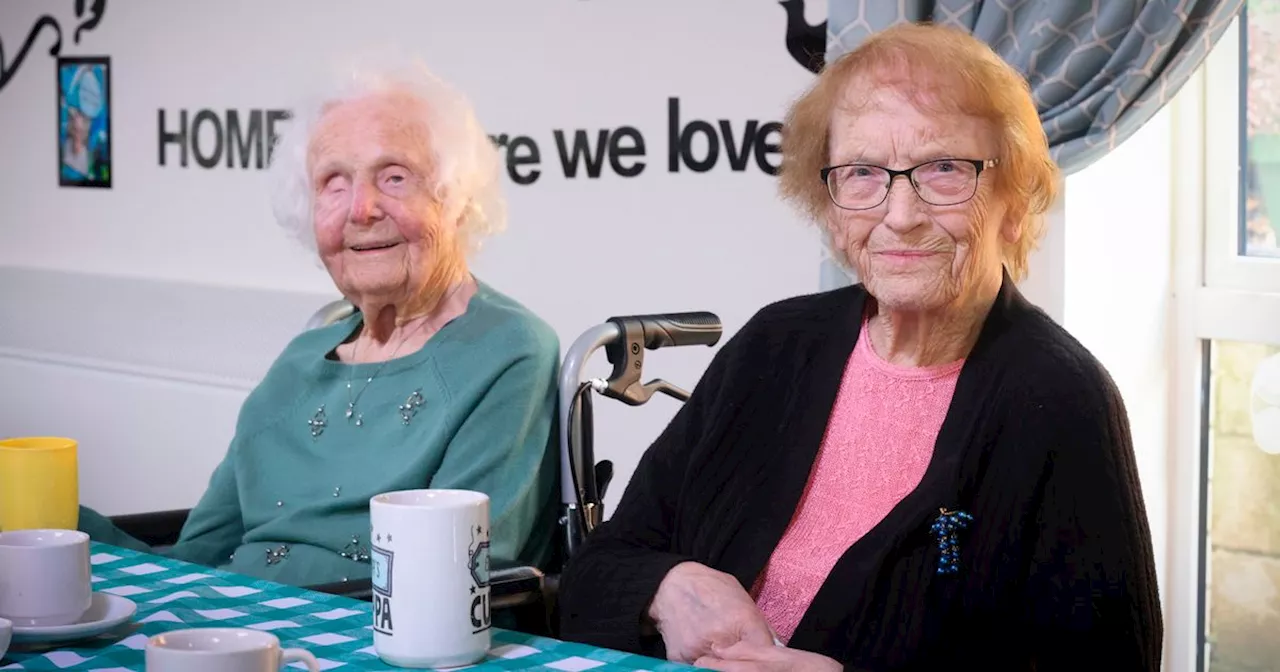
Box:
[78,61,561,588]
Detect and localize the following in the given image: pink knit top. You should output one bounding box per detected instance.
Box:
[751,316,964,643]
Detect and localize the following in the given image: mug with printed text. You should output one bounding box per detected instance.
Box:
[369,489,492,669]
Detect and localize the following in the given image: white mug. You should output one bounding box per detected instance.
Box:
[369,489,492,669]
[0,529,91,627]
[145,628,319,671]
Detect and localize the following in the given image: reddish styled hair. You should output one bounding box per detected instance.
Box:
[778,22,1060,280]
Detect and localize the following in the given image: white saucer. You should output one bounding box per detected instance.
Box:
[10,593,137,644]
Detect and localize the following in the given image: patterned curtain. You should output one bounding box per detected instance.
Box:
[826,0,1243,174]
[815,0,1243,289]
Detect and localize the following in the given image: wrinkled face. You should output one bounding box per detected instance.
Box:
[825,81,1015,313]
[308,91,451,306]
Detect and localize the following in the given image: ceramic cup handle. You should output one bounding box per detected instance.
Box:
[280,647,320,671]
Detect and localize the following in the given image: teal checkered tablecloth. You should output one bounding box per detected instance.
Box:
[0,543,691,671]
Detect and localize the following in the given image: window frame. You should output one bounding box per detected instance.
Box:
[1169,12,1280,672]
[1204,15,1280,293]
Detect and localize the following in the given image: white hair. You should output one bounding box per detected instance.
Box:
[268,53,507,256]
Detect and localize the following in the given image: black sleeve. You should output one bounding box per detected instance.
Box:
[1017,368,1164,671]
[556,317,752,655]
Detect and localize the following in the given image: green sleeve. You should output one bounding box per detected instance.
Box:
[162,443,245,567]
[429,344,559,567]
[77,442,245,566]
[77,506,152,553]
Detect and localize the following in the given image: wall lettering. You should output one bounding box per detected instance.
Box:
[667,98,781,176]
[489,133,542,185]
[158,108,292,169]
[485,97,780,181]
[157,98,781,179]
[550,126,647,179]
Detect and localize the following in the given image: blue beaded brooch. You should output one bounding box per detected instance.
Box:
[930,507,973,575]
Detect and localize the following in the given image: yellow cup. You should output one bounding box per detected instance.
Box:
[0,437,80,531]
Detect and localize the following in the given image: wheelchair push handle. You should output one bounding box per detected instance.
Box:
[558,309,723,556]
[607,311,723,351]
[601,312,723,407]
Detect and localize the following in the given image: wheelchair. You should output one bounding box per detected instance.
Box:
[108,299,723,637]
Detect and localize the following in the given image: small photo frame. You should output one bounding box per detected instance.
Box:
[57,56,112,188]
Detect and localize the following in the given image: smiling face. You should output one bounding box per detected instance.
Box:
[824,81,1016,314]
[308,90,459,315]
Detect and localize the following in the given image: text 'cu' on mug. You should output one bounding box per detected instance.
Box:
[0,437,79,531]
[369,489,493,669]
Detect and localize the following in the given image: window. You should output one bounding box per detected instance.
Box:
[1244,7,1280,259]
[1204,339,1280,669]
[1172,5,1280,672]
[1204,7,1280,292]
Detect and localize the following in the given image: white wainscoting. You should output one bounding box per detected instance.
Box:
[0,266,337,515]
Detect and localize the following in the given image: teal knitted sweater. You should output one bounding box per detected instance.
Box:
[81,280,561,588]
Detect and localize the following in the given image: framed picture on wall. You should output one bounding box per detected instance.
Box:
[57,56,112,188]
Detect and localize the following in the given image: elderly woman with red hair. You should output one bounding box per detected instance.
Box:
[557,23,1162,672]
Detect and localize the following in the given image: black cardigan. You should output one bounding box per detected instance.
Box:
[557,276,1162,671]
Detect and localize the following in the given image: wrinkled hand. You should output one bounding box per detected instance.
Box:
[647,562,776,664]
[695,640,844,672]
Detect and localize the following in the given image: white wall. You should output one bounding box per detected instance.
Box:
[1063,108,1175,611]
[0,267,333,513]
[0,0,825,516]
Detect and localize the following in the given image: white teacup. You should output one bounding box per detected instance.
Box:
[369,489,492,669]
[0,616,12,661]
[0,529,92,627]
[145,628,319,671]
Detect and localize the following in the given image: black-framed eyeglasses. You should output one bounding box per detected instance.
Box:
[819,158,999,211]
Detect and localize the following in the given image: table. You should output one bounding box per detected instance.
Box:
[1,543,690,671]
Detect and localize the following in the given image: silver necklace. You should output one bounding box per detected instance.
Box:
[305,317,431,440]
[344,282,467,427]
[344,318,431,427]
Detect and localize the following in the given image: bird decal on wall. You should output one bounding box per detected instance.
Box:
[75,0,108,43]
[0,0,107,95]
[780,0,826,74]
